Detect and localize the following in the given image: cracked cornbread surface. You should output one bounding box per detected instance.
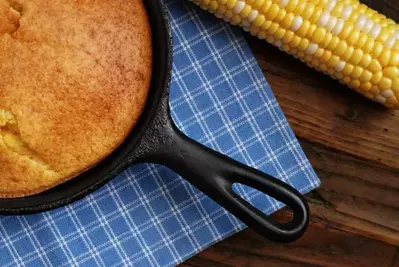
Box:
[0,0,152,197]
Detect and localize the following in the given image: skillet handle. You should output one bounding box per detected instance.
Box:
[143,118,309,243]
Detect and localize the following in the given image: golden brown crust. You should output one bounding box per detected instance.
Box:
[0,0,152,198]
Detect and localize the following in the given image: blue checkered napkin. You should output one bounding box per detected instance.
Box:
[0,0,320,266]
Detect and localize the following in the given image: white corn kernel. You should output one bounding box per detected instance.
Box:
[291,16,303,31]
[333,19,344,35]
[341,5,352,20]
[370,24,381,39]
[326,16,337,31]
[233,1,245,14]
[248,10,258,22]
[335,61,345,72]
[363,19,374,33]
[279,0,289,8]
[326,0,337,12]
[318,11,330,26]
[355,14,367,30]
[382,90,394,98]
[306,43,318,55]
[375,95,386,104]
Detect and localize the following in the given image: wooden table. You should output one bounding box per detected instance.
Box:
[181,6,399,266]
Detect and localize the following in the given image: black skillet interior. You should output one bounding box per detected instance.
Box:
[0,0,310,243]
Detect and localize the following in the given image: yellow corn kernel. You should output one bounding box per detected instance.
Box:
[326,36,339,50]
[305,24,317,39]
[370,42,384,58]
[266,36,275,43]
[360,82,372,91]
[252,0,264,9]
[297,20,310,37]
[225,0,236,9]
[383,67,399,80]
[389,52,399,66]
[333,40,347,57]
[320,32,332,48]
[363,39,374,54]
[355,32,369,48]
[339,24,354,40]
[320,63,328,72]
[378,77,392,91]
[386,96,397,106]
[265,3,279,21]
[209,1,219,11]
[275,28,286,39]
[301,3,315,20]
[351,66,363,79]
[347,31,360,46]
[309,6,322,23]
[359,70,372,83]
[290,35,301,47]
[376,28,391,43]
[216,5,227,16]
[369,86,380,95]
[327,55,340,68]
[379,49,391,67]
[298,38,309,51]
[250,26,260,35]
[282,30,294,43]
[370,71,383,85]
[257,31,267,39]
[349,49,364,65]
[359,54,372,68]
[314,48,324,58]
[275,9,287,22]
[261,20,272,31]
[331,2,344,17]
[267,22,279,35]
[253,14,266,27]
[259,1,271,13]
[230,14,242,25]
[294,0,306,14]
[311,27,326,43]
[285,0,298,13]
[320,50,332,63]
[342,63,354,76]
[281,13,294,29]
[351,80,361,89]
[343,76,351,84]
[240,5,252,18]
[368,59,382,73]
[392,79,399,92]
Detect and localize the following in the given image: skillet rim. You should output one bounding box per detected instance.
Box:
[0,0,173,215]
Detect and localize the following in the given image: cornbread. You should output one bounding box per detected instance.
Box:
[0,0,152,197]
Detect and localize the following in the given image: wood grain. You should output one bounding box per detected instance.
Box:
[181,34,399,266]
[183,217,398,267]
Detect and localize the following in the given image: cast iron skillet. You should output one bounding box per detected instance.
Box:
[0,0,309,243]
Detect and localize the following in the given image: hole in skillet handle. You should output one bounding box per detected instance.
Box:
[133,102,310,243]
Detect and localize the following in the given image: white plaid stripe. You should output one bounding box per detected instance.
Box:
[0,1,320,266]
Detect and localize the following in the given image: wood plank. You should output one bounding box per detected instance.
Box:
[184,246,319,267]
[182,217,398,267]
[246,36,399,170]
[391,249,399,267]
[298,140,399,245]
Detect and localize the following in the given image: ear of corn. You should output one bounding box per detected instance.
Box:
[191,0,399,108]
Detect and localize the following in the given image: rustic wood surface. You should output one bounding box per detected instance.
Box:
[180,9,399,266]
